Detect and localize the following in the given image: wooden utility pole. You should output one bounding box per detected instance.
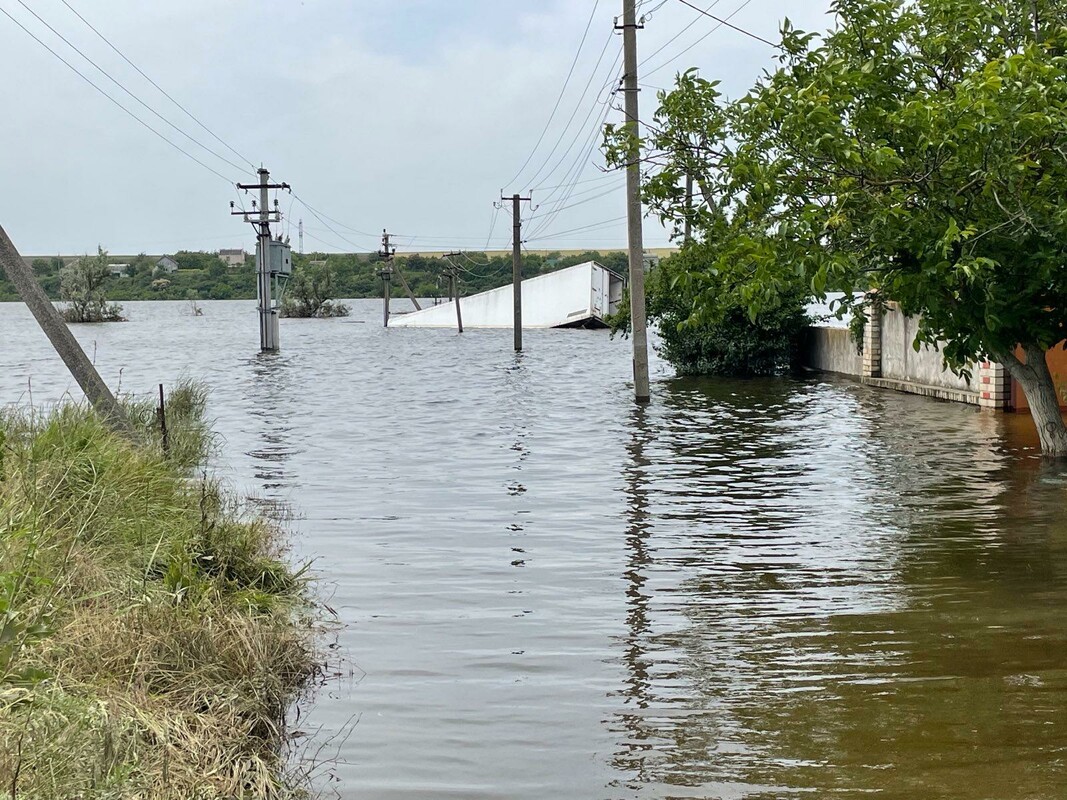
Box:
[0,225,131,434]
[235,167,288,351]
[393,263,422,311]
[620,0,651,403]
[501,194,530,351]
[378,229,393,327]
[445,252,464,333]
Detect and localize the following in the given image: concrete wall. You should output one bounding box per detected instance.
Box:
[803,304,982,407]
[802,326,862,375]
[880,306,979,393]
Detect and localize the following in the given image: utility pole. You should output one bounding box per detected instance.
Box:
[501,194,530,351]
[298,218,303,254]
[0,225,131,435]
[234,167,289,351]
[391,252,422,312]
[379,229,394,327]
[619,0,651,403]
[445,252,464,333]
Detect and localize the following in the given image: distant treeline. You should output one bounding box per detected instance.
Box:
[0,250,630,302]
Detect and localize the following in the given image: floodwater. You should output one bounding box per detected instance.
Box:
[2,299,1066,799]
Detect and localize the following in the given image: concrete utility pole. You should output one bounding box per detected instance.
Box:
[501,193,530,351]
[235,167,289,351]
[379,229,394,327]
[620,0,651,403]
[298,218,304,255]
[0,225,131,434]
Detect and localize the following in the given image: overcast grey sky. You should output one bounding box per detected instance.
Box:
[0,0,833,255]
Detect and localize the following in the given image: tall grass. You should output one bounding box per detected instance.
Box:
[0,386,321,799]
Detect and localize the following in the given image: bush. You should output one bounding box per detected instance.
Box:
[60,248,125,323]
[281,263,349,319]
[614,244,811,377]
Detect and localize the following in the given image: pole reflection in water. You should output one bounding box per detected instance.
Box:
[244,352,299,511]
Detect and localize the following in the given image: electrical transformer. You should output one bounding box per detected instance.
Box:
[267,241,292,276]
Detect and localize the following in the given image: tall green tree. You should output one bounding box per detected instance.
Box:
[614,0,1067,454]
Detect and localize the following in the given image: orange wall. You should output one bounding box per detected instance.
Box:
[1010,343,1067,410]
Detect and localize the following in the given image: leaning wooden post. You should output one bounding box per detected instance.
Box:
[453,272,464,333]
[0,225,132,435]
[157,384,169,456]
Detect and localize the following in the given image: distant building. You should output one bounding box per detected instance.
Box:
[219,248,247,268]
[108,263,130,278]
[155,256,179,275]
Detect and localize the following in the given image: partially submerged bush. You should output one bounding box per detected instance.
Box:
[0,391,319,798]
[612,245,811,377]
[281,263,350,319]
[60,248,125,323]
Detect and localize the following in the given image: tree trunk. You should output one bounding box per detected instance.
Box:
[996,344,1067,456]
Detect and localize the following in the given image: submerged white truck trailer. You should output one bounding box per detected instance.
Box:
[389,261,625,329]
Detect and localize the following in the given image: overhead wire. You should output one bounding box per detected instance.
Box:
[526,215,628,242]
[525,77,621,239]
[524,33,622,191]
[0,6,238,185]
[291,194,379,251]
[504,0,602,190]
[638,0,724,70]
[56,0,256,170]
[674,0,779,48]
[527,183,623,222]
[643,0,759,77]
[12,0,252,177]
[528,51,625,199]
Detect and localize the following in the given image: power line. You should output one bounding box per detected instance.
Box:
[12,0,251,176]
[524,33,622,190]
[533,172,620,193]
[533,175,625,210]
[504,0,602,190]
[674,0,778,49]
[526,215,628,241]
[528,182,623,221]
[57,0,256,171]
[525,59,623,222]
[0,6,237,184]
[484,204,504,249]
[302,229,351,252]
[291,194,378,251]
[526,84,620,239]
[643,0,758,77]
[289,193,378,241]
[638,0,724,69]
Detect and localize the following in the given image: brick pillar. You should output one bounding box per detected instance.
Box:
[862,303,882,378]
[978,359,1011,410]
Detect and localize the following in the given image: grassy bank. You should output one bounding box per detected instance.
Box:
[0,386,320,798]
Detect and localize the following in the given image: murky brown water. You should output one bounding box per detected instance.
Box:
[2,299,1066,799]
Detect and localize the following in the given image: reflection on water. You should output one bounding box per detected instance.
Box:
[246,353,298,496]
[2,299,1066,799]
[609,379,1067,799]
